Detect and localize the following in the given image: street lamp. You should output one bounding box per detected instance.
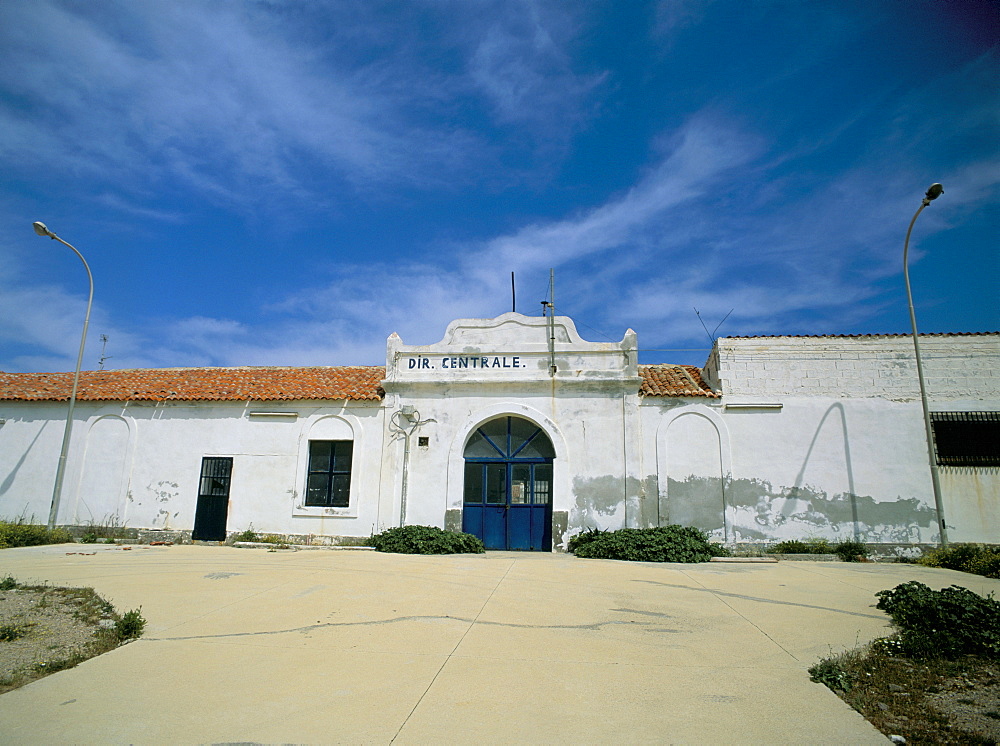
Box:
[32,222,94,530]
[902,184,948,546]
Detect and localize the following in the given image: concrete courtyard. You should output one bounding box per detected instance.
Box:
[2,544,997,744]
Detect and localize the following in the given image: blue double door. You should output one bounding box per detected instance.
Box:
[462,417,554,551]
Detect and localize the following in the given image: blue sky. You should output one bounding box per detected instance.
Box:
[1,0,997,373]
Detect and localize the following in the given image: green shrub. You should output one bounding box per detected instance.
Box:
[875,581,1000,660]
[833,540,867,562]
[0,576,17,590]
[969,552,1000,579]
[918,543,1000,579]
[769,540,811,554]
[573,525,729,563]
[567,528,609,554]
[769,538,854,556]
[80,533,99,544]
[0,521,74,549]
[367,525,485,555]
[804,537,833,554]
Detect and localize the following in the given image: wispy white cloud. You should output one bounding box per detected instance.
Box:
[466,0,605,127]
[0,2,470,212]
[0,0,603,216]
[0,4,995,372]
[476,114,764,276]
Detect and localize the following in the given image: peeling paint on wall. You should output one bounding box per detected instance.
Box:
[570,475,625,531]
[147,481,179,525]
[552,510,568,550]
[444,508,462,533]
[664,476,724,534]
[633,475,659,528]
[666,475,938,543]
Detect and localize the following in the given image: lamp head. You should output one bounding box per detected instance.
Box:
[33,221,53,237]
[925,183,944,201]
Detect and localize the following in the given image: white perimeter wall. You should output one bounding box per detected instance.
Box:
[0,399,386,539]
[681,334,1000,544]
[2,332,995,547]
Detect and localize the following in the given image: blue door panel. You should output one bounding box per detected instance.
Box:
[530,505,548,551]
[508,506,531,550]
[483,506,507,550]
[462,505,483,539]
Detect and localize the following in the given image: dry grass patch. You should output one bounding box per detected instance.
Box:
[0,576,144,694]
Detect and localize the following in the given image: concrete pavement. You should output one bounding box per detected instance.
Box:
[2,544,997,744]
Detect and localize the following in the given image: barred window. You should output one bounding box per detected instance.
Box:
[305,440,353,507]
[931,412,1000,467]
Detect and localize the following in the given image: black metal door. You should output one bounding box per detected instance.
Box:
[192,457,233,541]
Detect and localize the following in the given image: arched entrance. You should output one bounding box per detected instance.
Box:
[462,416,554,551]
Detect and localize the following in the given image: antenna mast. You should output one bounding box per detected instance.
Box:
[547,269,556,376]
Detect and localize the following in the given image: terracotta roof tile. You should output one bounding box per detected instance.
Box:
[0,366,386,402]
[0,364,714,401]
[723,332,999,339]
[639,365,718,398]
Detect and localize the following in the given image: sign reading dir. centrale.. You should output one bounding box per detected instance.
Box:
[407,355,523,370]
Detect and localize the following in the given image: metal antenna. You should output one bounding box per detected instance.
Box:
[694,307,734,342]
[511,271,516,313]
[98,334,112,371]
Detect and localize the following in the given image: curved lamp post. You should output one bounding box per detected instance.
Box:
[902,184,948,546]
[32,222,94,530]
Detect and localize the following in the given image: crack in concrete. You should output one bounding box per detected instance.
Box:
[611,607,674,618]
[634,579,885,620]
[148,614,682,642]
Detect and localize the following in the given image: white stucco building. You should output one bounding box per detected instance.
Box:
[1,314,997,549]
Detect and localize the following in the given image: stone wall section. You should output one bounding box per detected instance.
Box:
[704,335,1000,402]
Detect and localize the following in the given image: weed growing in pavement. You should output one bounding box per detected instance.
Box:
[115,608,146,640]
[233,525,258,542]
[0,623,34,642]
